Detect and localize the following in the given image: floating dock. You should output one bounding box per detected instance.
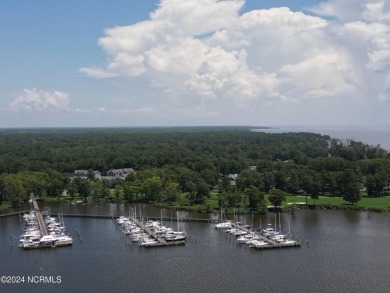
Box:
[19,196,73,249]
[130,217,186,248]
[227,222,301,249]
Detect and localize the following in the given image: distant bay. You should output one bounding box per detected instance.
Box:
[252,125,390,150]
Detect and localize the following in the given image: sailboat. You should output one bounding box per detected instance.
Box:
[164,211,186,242]
[215,207,232,229]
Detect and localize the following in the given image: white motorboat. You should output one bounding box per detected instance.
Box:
[22,240,40,248]
[254,241,268,248]
[145,221,161,229]
[215,221,232,229]
[23,212,36,222]
[164,231,186,241]
[236,234,253,244]
[19,233,41,246]
[237,232,257,244]
[226,228,237,234]
[155,226,172,234]
[55,235,73,246]
[130,233,150,242]
[116,216,129,225]
[233,230,247,237]
[138,237,159,246]
[40,235,57,243]
[280,239,298,245]
[271,234,286,242]
[249,240,268,248]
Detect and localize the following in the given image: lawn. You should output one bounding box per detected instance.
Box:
[168,192,390,213]
[284,195,390,211]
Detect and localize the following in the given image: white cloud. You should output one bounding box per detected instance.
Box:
[280,48,356,99]
[367,37,390,71]
[309,0,389,22]
[363,1,390,22]
[10,88,70,112]
[80,67,119,78]
[80,0,390,120]
[150,0,244,36]
[309,0,361,21]
[75,107,106,113]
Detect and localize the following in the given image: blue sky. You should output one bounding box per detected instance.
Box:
[1,0,390,127]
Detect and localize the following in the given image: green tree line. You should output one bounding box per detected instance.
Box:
[0,128,389,209]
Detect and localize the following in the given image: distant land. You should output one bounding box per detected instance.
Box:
[0,125,388,149]
[0,125,271,133]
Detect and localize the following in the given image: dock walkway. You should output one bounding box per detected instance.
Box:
[132,218,160,241]
[130,217,186,248]
[31,198,47,236]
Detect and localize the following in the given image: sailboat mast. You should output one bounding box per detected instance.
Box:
[275,212,277,232]
[177,211,179,232]
[288,221,291,237]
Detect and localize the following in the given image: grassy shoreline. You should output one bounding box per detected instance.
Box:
[155,193,390,213]
[1,194,389,215]
[284,195,390,212]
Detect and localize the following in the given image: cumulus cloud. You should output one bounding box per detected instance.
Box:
[10,88,70,112]
[81,0,390,110]
[363,1,390,22]
[280,48,357,99]
[310,0,366,21]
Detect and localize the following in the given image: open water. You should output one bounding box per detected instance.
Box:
[0,203,389,293]
[252,125,390,150]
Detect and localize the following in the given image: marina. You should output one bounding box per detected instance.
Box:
[1,205,389,293]
[18,196,73,249]
[215,220,301,249]
[9,201,300,251]
[115,210,187,248]
[215,210,301,249]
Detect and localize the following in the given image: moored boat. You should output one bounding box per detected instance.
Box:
[215,221,232,229]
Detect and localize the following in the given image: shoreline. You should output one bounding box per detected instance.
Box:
[1,200,388,218]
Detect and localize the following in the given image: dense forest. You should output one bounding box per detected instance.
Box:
[0,127,389,211]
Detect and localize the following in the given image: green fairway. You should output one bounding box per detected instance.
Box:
[284,195,390,211]
[158,192,390,213]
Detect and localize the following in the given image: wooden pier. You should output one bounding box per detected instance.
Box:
[130,217,186,248]
[132,217,160,241]
[31,197,48,236]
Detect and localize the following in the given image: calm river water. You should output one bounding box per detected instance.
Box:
[0,203,389,293]
[253,125,390,150]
